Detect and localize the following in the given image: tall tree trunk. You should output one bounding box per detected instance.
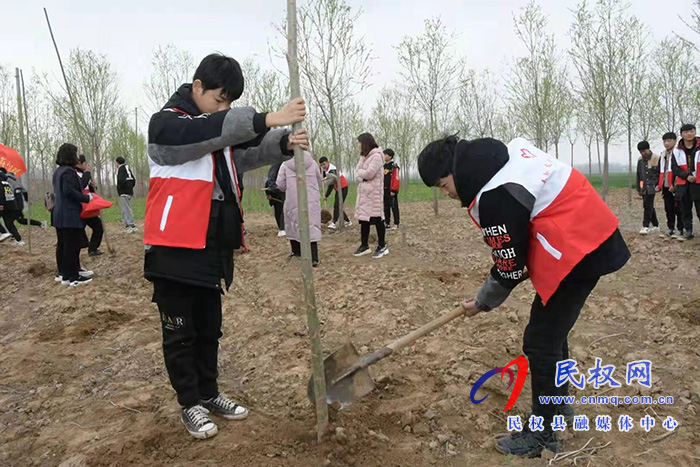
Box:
[587,144,592,175]
[626,115,632,205]
[602,139,610,201]
[596,135,602,175]
[429,109,438,216]
[570,142,574,167]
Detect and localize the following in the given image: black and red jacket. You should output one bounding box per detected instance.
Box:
[452,138,630,311]
[144,84,293,291]
[672,137,700,200]
[383,161,400,193]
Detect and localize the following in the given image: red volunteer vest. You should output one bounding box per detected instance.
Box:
[658,150,675,190]
[672,143,699,186]
[143,109,243,249]
[327,163,348,189]
[468,138,619,305]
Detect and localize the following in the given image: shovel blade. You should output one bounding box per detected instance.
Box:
[307,342,376,407]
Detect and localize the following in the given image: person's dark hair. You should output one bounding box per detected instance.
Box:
[662,132,677,141]
[357,133,378,156]
[0,167,6,174]
[383,148,395,159]
[418,134,459,187]
[115,156,126,165]
[193,53,244,103]
[680,123,696,133]
[318,156,329,164]
[637,141,650,151]
[78,154,87,164]
[56,143,79,166]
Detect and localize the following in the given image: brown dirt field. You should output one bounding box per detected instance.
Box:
[1,189,699,467]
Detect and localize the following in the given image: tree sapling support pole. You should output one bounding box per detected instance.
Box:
[286,0,329,442]
[15,68,29,251]
[19,69,33,254]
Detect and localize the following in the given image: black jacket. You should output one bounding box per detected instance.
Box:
[144,84,293,291]
[672,138,700,200]
[77,170,96,193]
[450,138,630,311]
[636,155,660,196]
[265,162,285,204]
[116,164,135,196]
[52,166,90,229]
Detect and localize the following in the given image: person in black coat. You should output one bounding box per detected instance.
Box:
[265,162,286,236]
[77,155,104,256]
[52,143,93,286]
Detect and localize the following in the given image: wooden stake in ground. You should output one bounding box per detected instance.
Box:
[286,0,329,442]
[44,8,115,255]
[19,70,32,254]
[14,68,29,250]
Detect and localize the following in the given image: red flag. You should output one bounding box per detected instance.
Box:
[0,143,27,177]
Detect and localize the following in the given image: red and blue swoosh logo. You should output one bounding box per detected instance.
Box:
[470,356,528,411]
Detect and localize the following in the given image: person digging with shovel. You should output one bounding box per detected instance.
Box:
[417,136,630,458]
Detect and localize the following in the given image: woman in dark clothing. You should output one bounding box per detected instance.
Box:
[52,143,93,286]
[77,155,104,256]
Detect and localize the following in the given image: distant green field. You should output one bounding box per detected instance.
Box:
[27,174,632,222]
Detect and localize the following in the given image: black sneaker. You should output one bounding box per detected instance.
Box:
[685,230,695,240]
[181,405,218,439]
[353,245,371,257]
[88,250,104,257]
[312,260,320,268]
[201,394,249,420]
[69,276,93,287]
[495,426,561,458]
[372,245,389,259]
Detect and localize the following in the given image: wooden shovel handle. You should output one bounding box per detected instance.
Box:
[387,305,467,353]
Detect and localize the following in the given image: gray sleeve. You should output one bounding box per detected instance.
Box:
[233,129,292,173]
[475,275,513,312]
[149,107,261,166]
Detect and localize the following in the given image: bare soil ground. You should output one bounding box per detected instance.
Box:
[1,189,699,467]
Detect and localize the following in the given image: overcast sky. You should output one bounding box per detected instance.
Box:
[1,0,696,165]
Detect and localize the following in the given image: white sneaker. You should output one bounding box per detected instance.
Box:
[344,220,352,227]
[12,240,25,246]
[277,230,286,237]
[79,268,94,279]
[328,222,337,230]
[0,233,12,242]
[639,227,650,235]
[649,226,660,233]
[55,274,64,282]
[41,221,48,230]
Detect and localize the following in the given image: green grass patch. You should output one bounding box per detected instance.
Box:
[28,175,631,223]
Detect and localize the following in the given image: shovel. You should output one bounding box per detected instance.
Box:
[308,304,470,407]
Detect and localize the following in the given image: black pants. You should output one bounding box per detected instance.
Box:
[271,200,285,230]
[642,193,658,228]
[290,240,319,262]
[360,217,386,248]
[523,275,600,422]
[1,211,21,241]
[680,188,700,234]
[333,187,350,223]
[153,280,222,408]
[662,187,684,232]
[16,214,43,227]
[383,191,400,226]
[83,216,104,253]
[56,228,84,281]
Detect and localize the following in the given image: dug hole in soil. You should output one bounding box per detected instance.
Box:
[1,190,699,466]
